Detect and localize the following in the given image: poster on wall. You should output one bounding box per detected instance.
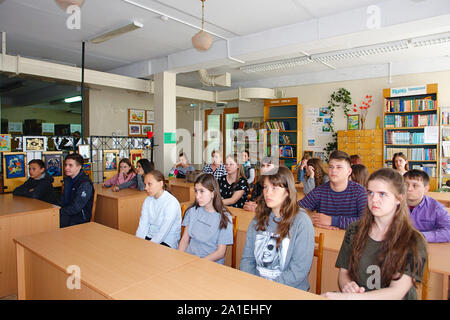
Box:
[142,124,153,136]
[23,136,46,152]
[82,162,93,180]
[130,149,144,168]
[103,150,119,172]
[129,109,145,124]
[4,152,27,179]
[146,110,154,123]
[8,122,23,134]
[128,124,141,136]
[78,144,90,160]
[42,152,63,177]
[0,134,11,152]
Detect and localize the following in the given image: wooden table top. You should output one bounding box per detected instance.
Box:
[94,184,148,200]
[426,192,450,203]
[0,194,60,218]
[427,242,450,275]
[13,222,199,297]
[168,179,195,187]
[112,258,325,300]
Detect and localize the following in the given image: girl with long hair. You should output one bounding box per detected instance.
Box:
[217,154,250,208]
[178,174,234,264]
[135,170,181,248]
[392,152,409,176]
[240,166,315,290]
[350,164,369,188]
[102,158,136,192]
[323,168,427,300]
[303,158,329,195]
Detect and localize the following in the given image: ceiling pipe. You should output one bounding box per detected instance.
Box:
[198,69,231,87]
[122,0,245,64]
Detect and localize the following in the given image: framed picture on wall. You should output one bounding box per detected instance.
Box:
[130,149,144,168]
[103,150,119,172]
[0,134,11,152]
[146,110,154,123]
[82,162,93,181]
[3,152,27,180]
[128,124,141,136]
[42,152,63,178]
[142,124,153,136]
[23,136,46,152]
[129,109,145,124]
[347,114,360,130]
[78,144,90,160]
[303,150,314,159]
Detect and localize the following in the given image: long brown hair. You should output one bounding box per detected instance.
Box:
[119,158,136,175]
[226,154,246,188]
[392,152,409,171]
[306,158,328,188]
[144,170,170,193]
[348,168,426,288]
[187,173,229,229]
[350,164,369,188]
[254,166,299,247]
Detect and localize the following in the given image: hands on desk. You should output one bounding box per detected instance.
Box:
[311,212,339,230]
[243,201,257,212]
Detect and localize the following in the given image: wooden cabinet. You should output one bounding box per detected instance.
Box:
[338,129,383,173]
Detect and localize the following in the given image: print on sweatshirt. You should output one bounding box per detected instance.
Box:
[254,232,290,281]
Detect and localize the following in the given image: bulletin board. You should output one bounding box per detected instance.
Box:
[128,109,154,137]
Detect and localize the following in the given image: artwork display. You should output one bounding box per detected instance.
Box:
[141,124,153,136]
[78,144,90,160]
[347,114,360,130]
[130,149,144,168]
[129,109,146,124]
[103,150,119,172]
[42,152,63,177]
[4,152,27,179]
[146,110,154,123]
[303,150,314,159]
[129,124,141,136]
[24,136,46,152]
[82,162,93,181]
[0,134,11,152]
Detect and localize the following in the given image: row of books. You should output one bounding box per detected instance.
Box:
[280,146,295,158]
[384,114,438,128]
[233,121,261,130]
[384,98,436,112]
[385,147,437,161]
[265,121,291,131]
[411,164,437,178]
[384,131,424,145]
[280,135,293,144]
[442,112,450,125]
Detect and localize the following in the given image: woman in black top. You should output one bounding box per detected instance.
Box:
[217,154,249,208]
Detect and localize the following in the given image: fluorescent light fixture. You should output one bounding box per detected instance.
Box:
[240,56,312,73]
[89,21,143,44]
[64,96,82,103]
[412,32,450,47]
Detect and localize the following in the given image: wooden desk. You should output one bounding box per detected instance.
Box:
[169,179,195,203]
[93,184,148,235]
[112,258,325,300]
[295,182,304,193]
[14,222,200,300]
[426,192,450,207]
[0,194,60,298]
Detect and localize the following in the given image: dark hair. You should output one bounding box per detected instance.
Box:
[29,159,45,169]
[137,158,154,174]
[255,166,299,247]
[188,174,230,229]
[404,169,430,186]
[144,170,170,192]
[351,164,369,188]
[306,158,328,188]
[65,153,84,166]
[211,149,222,157]
[329,150,351,166]
[392,152,409,171]
[348,168,426,288]
[350,154,362,165]
[243,150,249,157]
[119,158,135,175]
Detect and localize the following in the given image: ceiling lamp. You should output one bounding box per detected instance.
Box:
[55,0,84,10]
[192,0,213,51]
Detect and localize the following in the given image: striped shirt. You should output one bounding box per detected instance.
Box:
[202,163,227,180]
[298,181,367,229]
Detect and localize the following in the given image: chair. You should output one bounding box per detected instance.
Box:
[231,215,238,269]
[90,190,98,222]
[314,233,325,294]
[421,259,430,300]
[180,203,187,237]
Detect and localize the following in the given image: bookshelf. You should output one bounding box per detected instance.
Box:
[231,117,264,156]
[440,106,450,187]
[263,98,302,169]
[383,83,439,190]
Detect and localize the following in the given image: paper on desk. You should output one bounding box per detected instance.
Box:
[424,126,439,144]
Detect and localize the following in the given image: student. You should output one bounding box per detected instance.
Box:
[202,150,227,179]
[217,154,250,208]
[135,170,181,248]
[404,170,450,243]
[296,153,312,183]
[13,159,54,203]
[298,150,367,230]
[118,158,153,191]
[58,153,94,228]
[350,164,369,188]
[392,152,409,176]
[243,156,277,212]
[240,166,315,290]
[350,154,362,165]
[303,158,329,195]
[323,168,428,300]
[241,150,255,185]
[170,152,195,178]
[102,158,136,191]
[178,174,234,264]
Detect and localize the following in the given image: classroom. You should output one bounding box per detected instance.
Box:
[0,0,450,303]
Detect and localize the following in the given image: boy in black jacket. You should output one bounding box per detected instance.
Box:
[58,153,94,228]
[13,159,54,203]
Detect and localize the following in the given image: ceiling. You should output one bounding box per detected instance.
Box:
[1,0,450,90]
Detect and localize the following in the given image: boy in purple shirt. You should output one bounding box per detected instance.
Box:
[404,170,450,243]
[298,150,367,230]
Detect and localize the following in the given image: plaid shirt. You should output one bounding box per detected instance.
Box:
[202,163,227,179]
